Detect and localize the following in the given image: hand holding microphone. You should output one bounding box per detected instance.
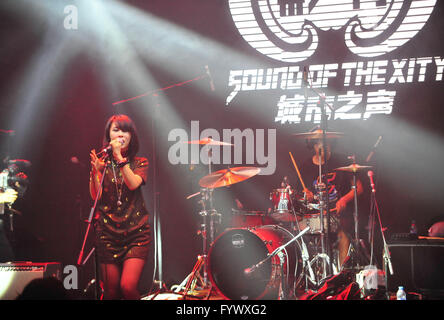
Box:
[91,138,125,172]
[98,138,125,155]
[109,137,125,155]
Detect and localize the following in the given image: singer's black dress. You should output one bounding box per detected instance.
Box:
[94,157,151,264]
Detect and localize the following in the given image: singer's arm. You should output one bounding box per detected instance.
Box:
[119,162,143,191]
[89,170,103,200]
[113,151,144,191]
[89,149,105,200]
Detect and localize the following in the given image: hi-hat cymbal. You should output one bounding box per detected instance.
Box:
[334,164,372,173]
[292,129,344,140]
[184,137,233,146]
[199,167,261,189]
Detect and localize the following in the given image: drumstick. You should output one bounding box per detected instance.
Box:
[289,152,308,192]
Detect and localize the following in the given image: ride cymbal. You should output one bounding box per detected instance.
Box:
[292,129,344,140]
[184,137,233,146]
[334,164,372,173]
[199,166,261,189]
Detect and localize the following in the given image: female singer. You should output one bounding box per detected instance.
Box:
[89,114,150,300]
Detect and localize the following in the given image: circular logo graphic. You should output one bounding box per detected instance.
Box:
[229,0,437,62]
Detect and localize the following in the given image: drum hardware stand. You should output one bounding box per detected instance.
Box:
[287,192,317,291]
[316,178,329,279]
[303,67,335,276]
[347,156,371,271]
[178,141,229,296]
[244,226,311,299]
[286,158,333,291]
[198,189,211,287]
[179,187,221,295]
[366,172,393,297]
[277,251,288,300]
[183,254,209,297]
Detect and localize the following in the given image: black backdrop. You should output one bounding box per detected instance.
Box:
[1,0,443,294]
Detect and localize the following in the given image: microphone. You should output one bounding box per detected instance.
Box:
[244,257,268,276]
[366,136,383,162]
[98,138,125,155]
[302,66,309,100]
[97,145,112,156]
[368,170,376,193]
[244,263,262,276]
[205,65,215,92]
[244,267,254,275]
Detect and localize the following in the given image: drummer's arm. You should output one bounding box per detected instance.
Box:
[304,189,314,202]
[336,179,363,213]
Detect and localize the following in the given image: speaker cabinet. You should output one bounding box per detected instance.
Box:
[0,262,62,300]
[386,240,444,297]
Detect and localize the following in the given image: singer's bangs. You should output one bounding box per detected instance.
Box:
[111,116,133,133]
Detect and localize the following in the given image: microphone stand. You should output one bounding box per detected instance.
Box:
[244,227,311,299]
[77,153,110,300]
[368,176,394,296]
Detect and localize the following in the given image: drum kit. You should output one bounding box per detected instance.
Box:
[177,130,373,300]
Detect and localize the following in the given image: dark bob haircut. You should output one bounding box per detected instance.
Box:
[103,114,140,160]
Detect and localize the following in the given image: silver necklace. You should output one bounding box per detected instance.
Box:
[110,161,124,207]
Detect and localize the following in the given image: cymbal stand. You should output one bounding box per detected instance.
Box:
[178,187,220,296]
[203,146,221,244]
[316,153,329,279]
[348,156,370,270]
[287,194,317,291]
[198,189,211,287]
[304,68,335,276]
[277,251,288,300]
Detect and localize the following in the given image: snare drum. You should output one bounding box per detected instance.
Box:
[208,225,302,300]
[298,213,339,234]
[230,210,274,228]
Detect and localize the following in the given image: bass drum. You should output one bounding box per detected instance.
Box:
[208,225,302,300]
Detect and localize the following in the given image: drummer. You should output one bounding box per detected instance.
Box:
[300,129,363,268]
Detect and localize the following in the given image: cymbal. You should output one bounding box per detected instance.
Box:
[0,188,18,204]
[334,164,372,173]
[199,167,261,189]
[292,129,344,140]
[184,137,233,146]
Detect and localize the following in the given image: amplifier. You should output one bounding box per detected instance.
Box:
[385,239,444,297]
[0,262,62,300]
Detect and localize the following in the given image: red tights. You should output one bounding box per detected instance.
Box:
[100,258,146,300]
